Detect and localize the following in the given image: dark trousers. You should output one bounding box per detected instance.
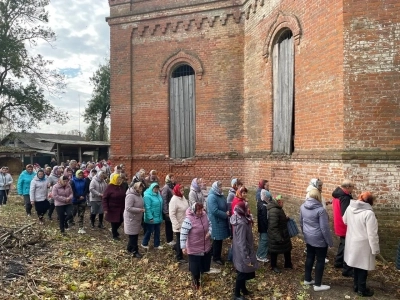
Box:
[23,195,32,215]
[56,205,73,233]
[48,202,55,219]
[335,236,353,275]
[0,190,9,205]
[90,213,104,225]
[305,244,328,286]
[164,215,173,243]
[127,234,139,253]
[174,232,183,260]
[212,239,223,261]
[34,200,50,219]
[234,277,247,297]
[353,268,368,293]
[111,221,122,238]
[270,251,292,268]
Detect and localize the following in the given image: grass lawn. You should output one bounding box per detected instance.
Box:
[0,189,398,300]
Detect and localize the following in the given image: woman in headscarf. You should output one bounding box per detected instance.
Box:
[300,189,333,292]
[141,182,164,249]
[29,169,51,224]
[70,170,88,233]
[230,201,258,299]
[207,181,230,265]
[267,195,292,273]
[131,168,146,195]
[180,202,212,290]
[231,186,249,216]
[46,166,62,220]
[17,164,36,216]
[343,192,379,297]
[169,184,189,263]
[89,170,107,228]
[63,167,73,180]
[256,189,272,263]
[52,175,73,234]
[124,182,145,258]
[144,169,160,188]
[102,174,126,240]
[256,179,268,202]
[188,178,206,209]
[161,173,175,246]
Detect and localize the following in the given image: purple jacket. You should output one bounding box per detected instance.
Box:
[180,207,212,255]
[52,183,73,206]
[300,198,333,248]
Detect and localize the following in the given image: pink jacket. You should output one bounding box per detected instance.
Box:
[52,183,73,206]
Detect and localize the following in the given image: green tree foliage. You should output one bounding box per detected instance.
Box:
[83,61,110,141]
[85,120,109,142]
[0,0,68,130]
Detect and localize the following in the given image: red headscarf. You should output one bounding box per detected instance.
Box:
[173,184,183,197]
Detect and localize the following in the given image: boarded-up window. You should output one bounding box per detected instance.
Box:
[272,30,294,154]
[170,65,195,158]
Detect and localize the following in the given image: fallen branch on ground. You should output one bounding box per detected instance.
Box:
[0,223,36,244]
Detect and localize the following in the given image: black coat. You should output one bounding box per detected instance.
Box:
[267,201,292,254]
[257,200,268,233]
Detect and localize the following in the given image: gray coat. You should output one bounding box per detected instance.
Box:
[230,214,259,273]
[89,175,107,202]
[123,188,144,235]
[29,176,49,202]
[188,187,206,208]
[300,198,333,248]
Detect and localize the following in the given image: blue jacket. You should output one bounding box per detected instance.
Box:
[300,198,333,248]
[143,182,164,224]
[70,176,87,204]
[207,188,230,240]
[17,170,36,195]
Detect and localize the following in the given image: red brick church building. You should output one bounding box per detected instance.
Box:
[107,0,400,259]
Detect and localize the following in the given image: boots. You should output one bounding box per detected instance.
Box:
[98,214,104,229]
[90,214,96,228]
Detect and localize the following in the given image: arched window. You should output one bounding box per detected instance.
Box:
[272,30,295,154]
[170,64,195,158]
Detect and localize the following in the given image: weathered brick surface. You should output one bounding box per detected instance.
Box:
[107,0,400,260]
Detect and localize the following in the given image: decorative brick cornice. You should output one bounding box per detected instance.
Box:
[133,11,244,37]
[262,11,302,63]
[160,50,204,83]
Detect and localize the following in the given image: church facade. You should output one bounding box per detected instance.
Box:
[107,0,400,259]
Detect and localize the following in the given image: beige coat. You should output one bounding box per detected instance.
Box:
[343,200,380,270]
[169,195,189,232]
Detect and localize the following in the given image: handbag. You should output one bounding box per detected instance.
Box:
[287,218,299,238]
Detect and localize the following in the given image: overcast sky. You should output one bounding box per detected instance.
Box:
[34,0,110,134]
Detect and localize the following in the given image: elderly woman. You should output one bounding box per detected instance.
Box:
[256,189,272,263]
[300,189,333,291]
[141,182,164,249]
[180,203,212,290]
[131,168,146,195]
[47,166,62,220]
[103,174,126,240]
[230,201,258,299]
[169,184,189,263]
[144,170,160,188]
[161,173,176,246]
[52,175,73,234]
[267,195,292,273]
[188,178,206,209]
[343,192,379,297]
[207,181,230,265]
[124,182,145,258]
[29,169,50,224]
[17,164,36,216]
[89,170,107,228]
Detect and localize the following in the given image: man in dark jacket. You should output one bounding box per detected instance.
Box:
[332,179,354,277]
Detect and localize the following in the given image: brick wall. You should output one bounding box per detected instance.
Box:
[107,0,400,260]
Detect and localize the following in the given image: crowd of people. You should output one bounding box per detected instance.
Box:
[0,159,382,299]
